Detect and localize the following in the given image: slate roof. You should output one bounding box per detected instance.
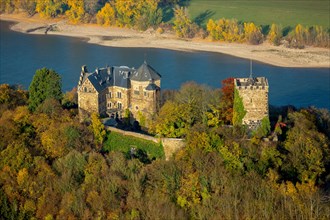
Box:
[130,61,161,82]
[145,83,160,91]
[81,62,161,93]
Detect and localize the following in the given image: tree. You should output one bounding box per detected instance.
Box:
[244,22,263,45]
[36,0,64,18]
[28,68,62,112]
[96,2,116,26]
[66,0,85,24]
[115,0,136,27]
[282,111,329,183]
[134,0,163,30]
[90,112,106,146]
[220,78,234,124]
[268,23,282,46]
[173,6,196,38]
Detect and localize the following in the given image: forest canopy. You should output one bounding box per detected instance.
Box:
[0,77,330,219]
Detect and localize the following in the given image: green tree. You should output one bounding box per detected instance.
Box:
[28,68,62,112]
[232,88,246,125]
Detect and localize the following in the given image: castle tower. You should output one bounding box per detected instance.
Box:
[130,61,161,127]
[233,77,269,129]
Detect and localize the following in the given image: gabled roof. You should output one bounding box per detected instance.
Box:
[131,61,161,82]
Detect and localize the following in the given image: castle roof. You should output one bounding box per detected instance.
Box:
[145,83,160,91]
[85,66,132,92]
[79,62,161,93]
[130,61,161,82]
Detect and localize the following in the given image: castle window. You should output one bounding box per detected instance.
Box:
[134,90,140,95]
[107,92,112,99]
[117,92,122,98]
[144,92,147,96]
[107,103,112,109]
[84,87,87,92]
[118,102,122,110]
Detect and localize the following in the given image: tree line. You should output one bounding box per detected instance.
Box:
[1,68,329,219]
[1,0,329,48]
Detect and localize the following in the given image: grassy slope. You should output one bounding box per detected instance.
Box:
[103,131,165,159]
[187,0,330,28]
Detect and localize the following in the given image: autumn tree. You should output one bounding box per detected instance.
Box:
[207,18,243,42]
[96,2,116,26]
[35,0,64,18]
[173,6,197,38]
[220,77,234,124]
[28,68,62,112]
[282,110,329,183]
[90,112,106,147]
[244,22,263,45]
[66,0,85,24]
[268,23,282,46]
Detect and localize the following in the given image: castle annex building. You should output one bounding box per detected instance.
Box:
[77,62,161,126]
[234,77,269,129]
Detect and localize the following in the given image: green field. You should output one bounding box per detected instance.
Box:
[103,131,165,160]
[187,0,330,28]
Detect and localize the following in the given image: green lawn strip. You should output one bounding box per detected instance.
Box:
[104,131,165,159]
[187,0,329,28]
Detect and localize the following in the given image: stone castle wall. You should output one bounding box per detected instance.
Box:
[236,85,269,125]
[78,78,99,120]
[106,126,185,160]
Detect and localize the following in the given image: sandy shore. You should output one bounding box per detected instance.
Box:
[1,13,329,68]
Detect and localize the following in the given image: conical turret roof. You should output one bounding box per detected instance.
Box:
[130,61,161,82]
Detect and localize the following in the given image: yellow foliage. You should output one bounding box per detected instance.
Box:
[17,168,29,186]
[24,199,36,213]
[66,0,85,24]
[268,23,282,45]
[96,3,116,26]
[244,22,263,44]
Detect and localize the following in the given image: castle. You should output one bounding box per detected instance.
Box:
[77,62,161,127]
[234,76,269,129]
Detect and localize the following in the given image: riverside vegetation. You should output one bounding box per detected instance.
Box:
[0,68,330,219]
[0,0,329,48]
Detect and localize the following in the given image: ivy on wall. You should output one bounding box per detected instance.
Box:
[232,88,246,125]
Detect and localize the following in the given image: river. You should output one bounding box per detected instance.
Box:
[0,20,329,109]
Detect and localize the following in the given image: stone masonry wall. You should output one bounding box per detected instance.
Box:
[237,86,269,124]
[106,126,185,160]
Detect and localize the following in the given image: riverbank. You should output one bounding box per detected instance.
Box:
[1,13,329,68]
